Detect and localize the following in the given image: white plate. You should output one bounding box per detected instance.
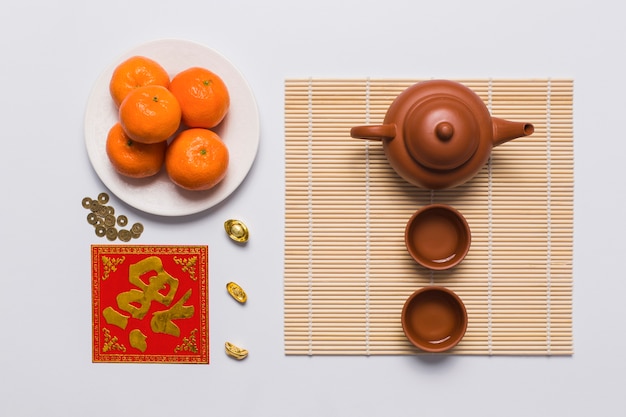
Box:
[84,39,260,216]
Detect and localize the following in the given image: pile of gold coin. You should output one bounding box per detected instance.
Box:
[82,193,144,242]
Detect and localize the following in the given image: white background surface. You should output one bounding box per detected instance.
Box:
[1,1,623,416]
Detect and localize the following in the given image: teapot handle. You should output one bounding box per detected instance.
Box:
[350,124,396,141]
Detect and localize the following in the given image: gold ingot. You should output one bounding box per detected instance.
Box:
[226,282,247,303]
[224,342,248,360]
[224,219,249,243]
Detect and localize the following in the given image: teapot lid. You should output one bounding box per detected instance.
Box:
[404,96,480,171]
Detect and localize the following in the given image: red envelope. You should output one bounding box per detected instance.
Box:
[92,245,209,364]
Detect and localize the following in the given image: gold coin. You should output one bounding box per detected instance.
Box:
[98,192,109,204]
[97,205,109,217]
[104,214,116,227]
[95,225,106,237]
[107,206,115,216]
[224,219,249,243]
[226,282,247,303]
[224,342,248,360]
[118,229,132,242]
[117,215,128,227]
[87,213,98,225]
[89,201,101,213]
[130,222,143,234]
[105,227,118,241]
[82,197,93,209]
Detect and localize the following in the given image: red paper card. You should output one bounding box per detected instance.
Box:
[92,245,209,364]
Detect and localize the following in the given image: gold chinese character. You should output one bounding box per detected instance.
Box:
[103,256,195,341]
[116,256,180,320]
[151,289,194,337]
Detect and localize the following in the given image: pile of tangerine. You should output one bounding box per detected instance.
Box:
[106,55,230,191]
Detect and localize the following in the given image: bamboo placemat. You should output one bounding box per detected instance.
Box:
[284,78,573,355]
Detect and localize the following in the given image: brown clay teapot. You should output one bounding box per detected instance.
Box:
[350,80,534,189]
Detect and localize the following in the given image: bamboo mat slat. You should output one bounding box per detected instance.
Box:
[284,78,574,356]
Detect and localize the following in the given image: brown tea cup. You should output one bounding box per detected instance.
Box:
[401,286,468,353]
[404,204,471,270]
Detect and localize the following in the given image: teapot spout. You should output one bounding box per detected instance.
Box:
[492,117,534,147]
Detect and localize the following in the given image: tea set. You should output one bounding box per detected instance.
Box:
[350,79,534,352]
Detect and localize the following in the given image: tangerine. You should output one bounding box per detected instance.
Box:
[106,123,167,178]
[165,128,229,191]
[168,67,230,128]
[118,85,181,144]
[109,56,170,108]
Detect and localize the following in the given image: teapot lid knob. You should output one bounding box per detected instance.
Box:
[435,122,454,141]
[404,97,480,171]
